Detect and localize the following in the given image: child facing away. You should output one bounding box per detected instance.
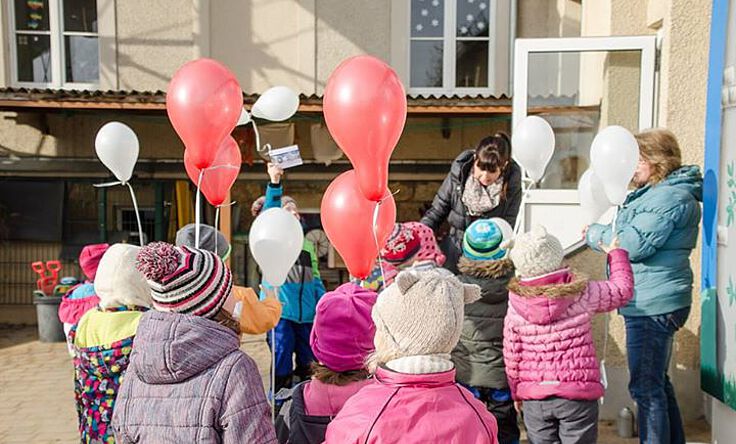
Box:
[112,242,276,443]
[275,283,377,444]
[325,269,499,444]
[503,226,633,444]
[69,244,151,443]
[176,222,282,335]
[452,219,519,444]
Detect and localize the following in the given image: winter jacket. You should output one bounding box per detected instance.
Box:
[59,286,100,326]
[259,182,326,323]
[452,257,514,389]
[324,366,499,444]
[231,285,282,334]
[503,249,634,401]
[586,165,703,317]
[70,305,148,443]
[113,311,277,443]
[275,379,371,444]
[421,150,522,273]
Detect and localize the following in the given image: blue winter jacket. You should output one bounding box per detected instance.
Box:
[586,166,702,317]
[258,183,326,323]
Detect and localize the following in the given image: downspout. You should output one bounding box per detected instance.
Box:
[509,0,517,94]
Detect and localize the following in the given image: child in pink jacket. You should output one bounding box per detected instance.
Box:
[503,226,633,444]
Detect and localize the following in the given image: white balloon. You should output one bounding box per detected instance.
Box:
[512,116,555,182]
[578,169,613,223]
[590,125,638,205]
[252,86,300,121]
[236,108,251,126]
[489,217,514,248]
[95,122,139,183]
[249,207,304,287]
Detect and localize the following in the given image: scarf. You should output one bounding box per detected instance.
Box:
[385,354,454,374]
[462,175,503,216]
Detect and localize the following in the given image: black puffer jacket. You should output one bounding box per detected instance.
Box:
[452,256,514,389]
[421,150,522,273]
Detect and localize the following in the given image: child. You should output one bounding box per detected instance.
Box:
[69,243,151,443]
[325,269,499,444]
[253,162,326,391]
[503,226,633,444]
[275,283,377,444]
[452,219,519,444]
[59,243,109,343]
[176,223,282,334]
[113,242,276,443]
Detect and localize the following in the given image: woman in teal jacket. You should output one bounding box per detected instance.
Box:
[585,129,702,444]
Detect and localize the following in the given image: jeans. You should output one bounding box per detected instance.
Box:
[625,306,690,444]
[464,385,520,444]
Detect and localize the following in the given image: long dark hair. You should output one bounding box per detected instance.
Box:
[474,132,513,198]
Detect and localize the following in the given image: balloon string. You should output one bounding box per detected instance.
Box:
[513,178,534,235]
[195,169,204,249]
[127,183,145,246]
[371,201,387,286]
[271,288,278,422]
[214,206,220,255]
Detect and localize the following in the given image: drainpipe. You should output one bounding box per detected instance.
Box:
[509,0,517,93]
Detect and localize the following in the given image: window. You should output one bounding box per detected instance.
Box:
[117,207,155,246]
[403,0,510,95]
[9,0,99,88]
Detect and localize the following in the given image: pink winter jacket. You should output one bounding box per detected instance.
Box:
[324,366,499,444]
[503,249,634,401]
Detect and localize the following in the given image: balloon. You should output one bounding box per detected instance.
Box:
[578,169,613,223]
[185,136,242,207]
[95,122,139,183]
[512,116,555,182]
[167,58,242,169]
[249,208,304,287]
[489,217,514,248]
[590,125,638,205]
[251,86,299,121]
[321,170,397,278]
[236,108,251,126]
[323,56,407,201]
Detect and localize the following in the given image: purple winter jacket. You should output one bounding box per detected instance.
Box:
[112,311,277,443]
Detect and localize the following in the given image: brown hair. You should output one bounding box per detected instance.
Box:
[310,362,369,386]
[212,308,241,335]
[635,129,682,185]
[474,132,513,197]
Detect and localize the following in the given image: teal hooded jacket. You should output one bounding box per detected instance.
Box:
[586,166,702,317]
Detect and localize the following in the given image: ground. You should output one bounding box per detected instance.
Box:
[0,325,712,443]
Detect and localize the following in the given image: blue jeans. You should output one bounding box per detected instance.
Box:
[625,306,690,444]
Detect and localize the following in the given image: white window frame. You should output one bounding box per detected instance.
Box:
[392,0,511,97]
[7,0,101,89]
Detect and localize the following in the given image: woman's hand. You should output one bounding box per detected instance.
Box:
[267,162,283,184]
[599,236,620,254]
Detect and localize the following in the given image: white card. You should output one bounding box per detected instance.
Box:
[269,144,303,169]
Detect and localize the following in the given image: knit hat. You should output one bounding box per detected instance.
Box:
[136,242,232,319]
[509,225,564,278]
[310,283,378,372]
[463,219,506,260]
[372,269,480,358]
[175,223,231,261]
[380,222,446,267]
[94,244,152,309]
[79,243,109,281]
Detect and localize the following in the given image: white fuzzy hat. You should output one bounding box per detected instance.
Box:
[94,244,152,308]
[509,225,564,278]
[372,268,480,359]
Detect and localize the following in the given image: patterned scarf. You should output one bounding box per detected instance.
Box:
[462,175,504,216]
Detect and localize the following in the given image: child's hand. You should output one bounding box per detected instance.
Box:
[260,285,278,299]
[514,400,523,413]
[267,162,283,184]
[599,236,620,254]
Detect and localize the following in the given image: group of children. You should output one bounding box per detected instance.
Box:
[59,169,633,444]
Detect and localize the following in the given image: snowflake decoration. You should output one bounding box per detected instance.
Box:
[416,24,424,32]
[431,19,439,27]
[421,8,429,16]
[467,14,474,22]
[460,25,468,34]
[478,21,486,30]
[432,0,440,6]
[468,0,475,3]
[480,2,487,10]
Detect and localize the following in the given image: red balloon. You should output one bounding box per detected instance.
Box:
[167,58,242,169]
[185,136,242,206]
[323,56,407,201]
[321,170,396,279]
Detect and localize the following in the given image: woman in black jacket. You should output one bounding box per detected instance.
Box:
[421,133,522,273]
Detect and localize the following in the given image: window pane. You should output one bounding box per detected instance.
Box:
[411,40,444,88]
[456,41,488,87]
[14,0,50,31]
[457,0,490,37]
[411,0,444,38]
[65,36,99,83]
[16,34,51,83]
[63,0,98,33]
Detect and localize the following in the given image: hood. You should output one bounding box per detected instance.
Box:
[95,244,151,309]
[661,165,703,202]
[131,311,240,384]
[458,257,514,279]
[507,273,588,325]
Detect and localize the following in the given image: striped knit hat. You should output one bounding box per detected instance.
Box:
[136,242,232,319]
[463,219,506,261]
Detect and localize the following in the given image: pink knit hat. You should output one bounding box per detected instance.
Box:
[310,283,378,372]
[380,222,445,268]
[79,243,110,281]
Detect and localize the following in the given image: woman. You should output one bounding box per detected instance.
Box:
[585,128,702,444]
[421,133,522,273]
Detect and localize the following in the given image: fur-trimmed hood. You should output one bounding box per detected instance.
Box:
[458,256,514,279]
[507,272,589,325]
